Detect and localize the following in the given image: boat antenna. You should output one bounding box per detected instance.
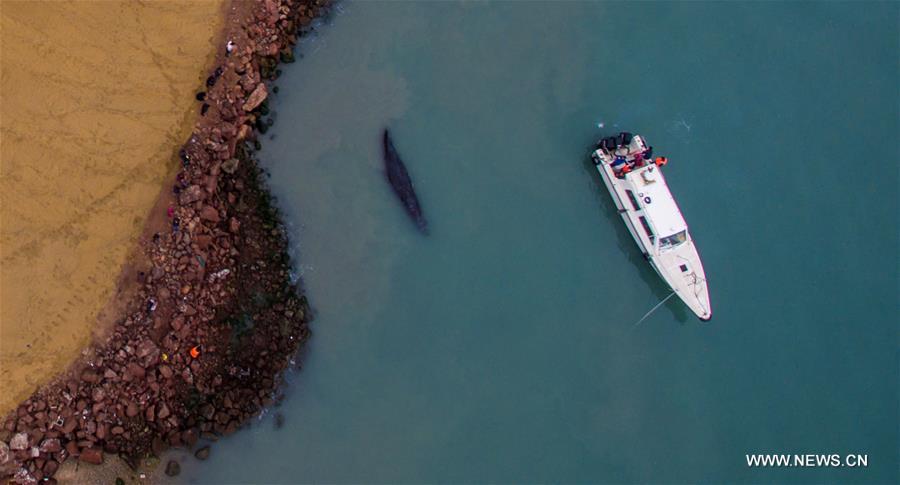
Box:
[632,291,676,328]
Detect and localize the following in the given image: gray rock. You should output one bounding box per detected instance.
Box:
[179,185,204,204]
[222,158,239,174]
[39,438,61,453]
[9,432,28,450]
[242,83,268,112]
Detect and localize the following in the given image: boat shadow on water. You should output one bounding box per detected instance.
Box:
[579,143,690,326]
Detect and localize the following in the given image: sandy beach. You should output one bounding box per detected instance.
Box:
[1,0,325,482]
[1,0,225,416]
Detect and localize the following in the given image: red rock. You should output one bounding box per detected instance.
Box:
[159,366,174,379]
[136,339,160,362]
[126,402,139,417]
[200,205,221,223]
[182,428,199,447]
[200,404,215,420]
[64,441,78,457]
[43,459,59,476]
[39,439,61,453]
[126,363,146,379]
[80,370,99,384]
[151,435,167,457]
[111,426,124,436]
[61,418,77,435]
[242,83,268,112]
[157,403,170,420]
[78,447,102,465]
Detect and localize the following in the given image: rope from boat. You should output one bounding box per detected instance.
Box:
[689,273,710,316]
[632,291,677,328]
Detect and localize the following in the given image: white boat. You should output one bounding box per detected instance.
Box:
[591,132,712,321]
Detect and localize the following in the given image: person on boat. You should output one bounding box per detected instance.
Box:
[612,155,627,172]
[643,146,653,160]
[633,151,644,166]
[601,137,616,153]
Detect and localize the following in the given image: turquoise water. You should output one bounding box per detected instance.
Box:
[178,2,898,483]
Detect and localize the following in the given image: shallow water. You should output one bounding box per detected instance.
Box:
[178,2,897,483]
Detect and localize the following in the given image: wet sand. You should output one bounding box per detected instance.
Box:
[0,0,224,416]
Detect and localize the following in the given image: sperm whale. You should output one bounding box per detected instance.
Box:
[382,129,428,234]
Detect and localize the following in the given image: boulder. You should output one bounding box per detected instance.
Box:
[39,439,61,453]
[42,460,59,476]
[126,363,146,380]
[157,403,170,420]
[222,158,239,174]
[165,460,181,477]
[200,205,221,223]
[159,366,174,379]
[9,432,28,450]
[242,83,268,112]
[136,339,160,362]
[179,185,205,205]
[78,447,102,465]
[194,445,210,461]
[80,370,100,384]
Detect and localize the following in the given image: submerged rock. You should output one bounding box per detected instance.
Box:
[194,445,211,460]
[165,460,181,477]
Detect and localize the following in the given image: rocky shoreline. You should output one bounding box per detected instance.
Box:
[0,0,328,482]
